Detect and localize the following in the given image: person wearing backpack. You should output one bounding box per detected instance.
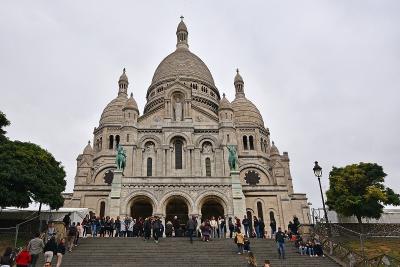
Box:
[43,236,57,264]
[152,216,162,243]
[228,217,235,238]
[67,222,77,252]
[0,247,15,267]
[15,245,31,267]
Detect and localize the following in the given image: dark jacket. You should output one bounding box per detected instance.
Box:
[186,219,197,230]
[275,231,285,243]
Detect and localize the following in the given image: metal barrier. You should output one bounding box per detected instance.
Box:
[313,223,400,267]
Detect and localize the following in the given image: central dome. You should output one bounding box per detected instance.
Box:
[151,48,215,87]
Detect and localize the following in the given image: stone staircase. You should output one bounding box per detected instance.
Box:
[42,237,341,267]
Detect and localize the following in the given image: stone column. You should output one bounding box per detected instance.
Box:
[109,170,123,218]
[231,170,246,221]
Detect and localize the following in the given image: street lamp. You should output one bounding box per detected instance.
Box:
[313,161,329,226]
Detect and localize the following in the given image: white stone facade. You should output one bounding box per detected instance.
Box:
[63,18,310,229]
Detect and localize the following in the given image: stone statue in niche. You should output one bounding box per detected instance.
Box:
[174,97,183,121]
[202,143,212,153]
[145,143,155,152]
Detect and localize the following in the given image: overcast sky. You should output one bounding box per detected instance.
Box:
[1,0,399,211]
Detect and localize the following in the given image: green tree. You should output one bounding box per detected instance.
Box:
[0,111,10,142]
[326,162,400,231]
[0,111,66,209]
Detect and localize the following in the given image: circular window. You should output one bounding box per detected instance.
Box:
[244,171,261,185]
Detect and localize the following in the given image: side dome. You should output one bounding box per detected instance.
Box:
[123,93,139,112]
[219,93,233,110]
[232,97,264,127]
[151,48,215,87]
[99,95,127,125]
[83,141,93,155]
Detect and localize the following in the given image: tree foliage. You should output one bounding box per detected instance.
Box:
[0,111,66,209]
[0,111,10,142]
[326,162,400,224]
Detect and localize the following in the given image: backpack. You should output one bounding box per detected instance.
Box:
[68,226,77,236]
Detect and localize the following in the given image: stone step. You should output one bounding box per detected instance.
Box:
[40,238,340,267]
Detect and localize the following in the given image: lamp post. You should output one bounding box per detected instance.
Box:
[313,161,329,227]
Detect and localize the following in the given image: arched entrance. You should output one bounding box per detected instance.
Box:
[165,197,189,227]
[201,199,224,221]
[130,196,153,220]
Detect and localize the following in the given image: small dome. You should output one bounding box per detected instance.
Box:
[99,95,127,125]
[219,93,233,110]
[151,48,215,87]
[177,19,188,32]
[119,68,128,83]
[123,93,139,112]
[270,141,280,156]
[234,69,244,84]
[83,141,93,155]
[232,96,264,126]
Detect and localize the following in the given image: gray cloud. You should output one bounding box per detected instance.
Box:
[1,0,399,210]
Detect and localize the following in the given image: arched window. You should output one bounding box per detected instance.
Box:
[243,135,248,150]
[249,136,254,150]
[205,158,211,177]
[227,134,230,143]
[126,134,130,143]
[100,201,106,218]
[260,138,264,152]
[264,141,268,152]
[115,135,120,147]
[270,211,275,222]
[147,158,153,177]
[257,201,264,220]
[175,139,183,169]
[109,135,114,149]
[99,137,102,150]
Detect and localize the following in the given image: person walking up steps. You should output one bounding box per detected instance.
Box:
[56,238,66,267]
[27,232,44,267]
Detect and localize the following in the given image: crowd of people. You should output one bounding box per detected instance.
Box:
[0,212,325,267]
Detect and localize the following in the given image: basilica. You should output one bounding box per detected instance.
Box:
[63,18,310,228]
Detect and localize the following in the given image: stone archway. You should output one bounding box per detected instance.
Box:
[165,196,189,231]
[130,196,154,220]
[200,198,225,221]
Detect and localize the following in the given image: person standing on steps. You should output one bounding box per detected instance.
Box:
[253,216,260,238]
[270,219,276,239]
[186,215,197,243]
[27,232,44,267]
[242,215,250,237]
[115,216,121,237]
[172,216,180,237]
[234,229,245,255]
[258,218,265,239]
[143,217,152,241]
[228,217,234,238]
[210,216,218,239]
[275,227,286,259]
[152,216,162,244]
